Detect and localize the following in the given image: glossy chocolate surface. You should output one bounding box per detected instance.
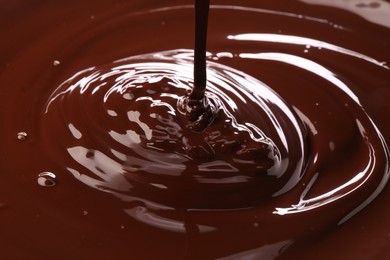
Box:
[1,0,390,259]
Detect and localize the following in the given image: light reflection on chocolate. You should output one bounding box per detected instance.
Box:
[1,0,390,259]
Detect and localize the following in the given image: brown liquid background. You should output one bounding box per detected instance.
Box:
[1,0,390,259]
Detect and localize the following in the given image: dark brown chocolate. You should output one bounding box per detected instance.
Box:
[1,0,390,259]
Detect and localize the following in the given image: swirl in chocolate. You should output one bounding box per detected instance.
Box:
[1,0,390,259]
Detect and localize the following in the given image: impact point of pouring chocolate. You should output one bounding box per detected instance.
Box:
[176,93,220,132]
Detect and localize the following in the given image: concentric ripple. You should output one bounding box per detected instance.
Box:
[42,49,306,210]
[2,2,384,258]
[42,57,389,236]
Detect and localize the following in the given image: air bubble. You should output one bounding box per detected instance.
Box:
[37,172,57,187]
[17,132,28,140]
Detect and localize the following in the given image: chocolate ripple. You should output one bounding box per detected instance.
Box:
[39,4,390,225]
[2,1,390,259]
[42,49,306,210]
[40,44,390,230]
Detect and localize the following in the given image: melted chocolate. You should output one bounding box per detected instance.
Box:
[1,0,390,259]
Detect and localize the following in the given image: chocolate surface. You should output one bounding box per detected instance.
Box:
[1,0,390,259]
